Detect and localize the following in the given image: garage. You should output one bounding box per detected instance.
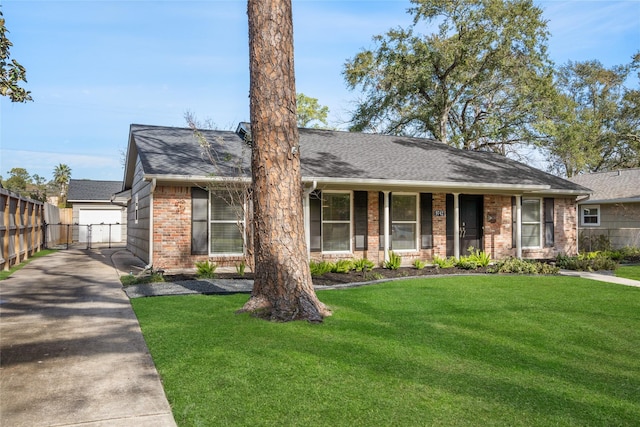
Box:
[78,209,123,243]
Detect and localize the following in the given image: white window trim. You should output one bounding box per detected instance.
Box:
[391,192,419,252]
[209,190,246,256]
[134,194,139,224]
[580,204,601,227]
[321,190,352,254]
[522,197,542,249]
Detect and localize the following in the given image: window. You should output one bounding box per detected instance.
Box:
[581,205,600,226]
[134,194,139,224]
[391,193,418,251]
[210,190,244,254]
[322,192,351,252]
[522,198,541,248]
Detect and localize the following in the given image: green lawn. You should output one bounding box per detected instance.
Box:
[616,264,640,281]
[132,276,640,427]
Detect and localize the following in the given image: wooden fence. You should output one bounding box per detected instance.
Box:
[0,188,45,271]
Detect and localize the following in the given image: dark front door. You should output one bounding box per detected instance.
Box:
[446,195,484,257]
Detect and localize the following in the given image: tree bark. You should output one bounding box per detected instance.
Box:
[240,0,331,322]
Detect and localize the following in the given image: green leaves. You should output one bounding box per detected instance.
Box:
[0,9,32,102]
[343,0,553,152]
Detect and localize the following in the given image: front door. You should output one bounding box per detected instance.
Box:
[446,195,483,257]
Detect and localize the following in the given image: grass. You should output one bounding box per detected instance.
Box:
[0,249,57,280]
[132,276,640,427]
[616,264,640,281]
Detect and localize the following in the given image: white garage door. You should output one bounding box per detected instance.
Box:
[78,209,122,243]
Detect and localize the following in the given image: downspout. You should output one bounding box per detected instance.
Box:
[303,180,317,258]
[149,178,157,267]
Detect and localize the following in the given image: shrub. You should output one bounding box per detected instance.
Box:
[309,261,335,276]
[456,258,478,270]
[384,251,402,270]
[467,247,491,267]
[235,261,246,276]
[353,258,375,272]
[413,259,427,270]
[556,253,618,271]
[333,259,355,274]
[490,258,559,275]
[195,260,217,279]
[433,255,456,269]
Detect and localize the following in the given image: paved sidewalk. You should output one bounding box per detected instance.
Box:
[559,269,640,288]
[0,248,176,427]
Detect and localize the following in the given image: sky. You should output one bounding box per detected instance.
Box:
[0,0,638,183]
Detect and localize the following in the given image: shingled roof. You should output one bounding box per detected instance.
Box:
[124,124,589,196]
[568,168,640,204]
[67,179,124,202]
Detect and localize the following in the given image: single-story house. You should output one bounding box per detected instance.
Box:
[568,168,640,250]
[67,179,126,244]
[120,123,590,270]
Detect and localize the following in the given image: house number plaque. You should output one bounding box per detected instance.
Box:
[434,210,445,217]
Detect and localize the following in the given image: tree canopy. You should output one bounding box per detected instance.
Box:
[0,8,31,102]
[343,0,553,152]
[296,93,330,129]
[539,55,640,177]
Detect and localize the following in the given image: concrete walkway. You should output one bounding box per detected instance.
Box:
[0,248,176,427]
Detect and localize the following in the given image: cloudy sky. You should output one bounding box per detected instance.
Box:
[1,0,638,182]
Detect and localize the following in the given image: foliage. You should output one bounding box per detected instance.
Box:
[455,258,478,270]
[119,272,166,286]
[0,9,32,102]
[413,259,427,270]
[353,258,375,272]
[432,255,456,269]
[133,276,640,426]
[490,257,559,275]
[538,55,640,176]
[53,163,72,204]
[235,261,246,277]
[384,250,402,270]
[332,259,354,274]
[296,93,330,129]
[309,261,336,276]
[195,260,217,279]
[556,252,618,272]
[343,0,553,152]
[466,246,491,267]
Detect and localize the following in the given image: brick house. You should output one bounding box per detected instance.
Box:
[120,124,590,270]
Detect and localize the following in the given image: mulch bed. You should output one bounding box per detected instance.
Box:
[163,266,490,288]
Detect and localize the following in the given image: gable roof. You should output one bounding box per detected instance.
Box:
[67,179,124,202]
[568,168,640,204]
[124,124,589,196]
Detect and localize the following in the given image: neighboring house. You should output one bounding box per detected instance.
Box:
[568,168,640,250]
[67,179,126,244]
[121,124,590,270]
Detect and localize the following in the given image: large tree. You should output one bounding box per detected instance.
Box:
[53,163,72,202]
[539,56,640,177]
[343,0,553,152]
[239,0,331,322]
[0,8,31,102]
[296,93,330,129]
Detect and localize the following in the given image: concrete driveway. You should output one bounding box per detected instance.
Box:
[0,248,176,427]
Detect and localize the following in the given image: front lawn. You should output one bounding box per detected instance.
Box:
[616,264,640,281]
[132,276,640,426]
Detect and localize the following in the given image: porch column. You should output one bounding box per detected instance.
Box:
[303,192,310,258]
[383,191,390,263]
[515,195,522,259]
[453,193,460,259]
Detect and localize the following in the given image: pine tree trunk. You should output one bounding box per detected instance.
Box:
[240,0,331,322]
